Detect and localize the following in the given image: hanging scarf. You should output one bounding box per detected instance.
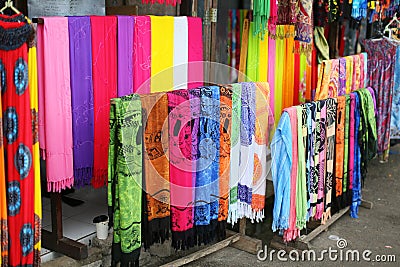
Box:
[282,25,295,110]
[338,57,347,96]
[269,0,278,33]
[363,52,368,86]
[304,103,312,219]
[1,14,35,266]
[274,26,284,123]
[117,16,134,97]
[37,17,74,192]
[315,99,327,220]
[295,0,313,45]
[91,16,117,188]
[194,86,220,245]
[187,17,204,89]
[342,95,351,208]
[278,0,298,25]
[351,92,362,218]
[238,82,256,219]
[151,16,174,92]
[133,16,151,94]
[348,94,356,191]
[27,20,41,263]
[108,95,142,267]
[322,98,337,224]
[253,0,270,38]
[351,0,368,20]
[227,84,242,225]
[345,56,353,94]
[168,90,195,250]
[140,93,170,249]
[217,85,232,238]
[351,54,361,92]
[314,0,330,26]
[309,101,318,217]
[359,53,365,89]
[390,46,400,139]
[229,10,237,82]
[142,0,181,5]
[258,33,268,82]
[68,16,95,187]
[173,17,188,90]
[268,35,276,119]
[271,111,292,232]
[283,107,299,242]
[251,82,270,222]
[246,22,259,82]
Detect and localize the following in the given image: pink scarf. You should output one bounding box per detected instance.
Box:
[187,17,204,89]
[37,17,74,192]
[133,16,151,94]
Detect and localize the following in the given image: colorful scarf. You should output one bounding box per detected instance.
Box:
[295,0,313,44]
[282,25,295,110]
[187,17,204,89]
[348,94,356,191]
[151,16,174,92]
[251,82,270,222]
[316,100,327,220]
[345,56,353,94]
[218,85,232,237]
[274,26,284,123]
[271,111,292,232]
[195,86,220,245]
[258,33,268,82]
[37,17,74,192]
[268,35,276,119]
[68,16,94,187]
[351,0,368,20]
[341,95,351,207]
[351,92,361,218]
[253,0,270,38]
[390,46,400,139]
[91,16,117,188]
[314,0,330,27]
[246,22,259,82]
[142,0,181,5]
[108,95,142,267]
[140,93,170,249]
[351,55,361,92]
[227,84,242,225]
[334,96,346,212]
[278,0,298,25]
[27,22,41,264]
[0,86,6,265]
[304,103,312,220]
[322,98,337,224]
[168,90,195,250]
[268,0,278,33]
[173,17,188,90]
[338,57,347,96]
[1,14,35,266]
[133,16,151,94]
[308,102,318,217]
[117,16,134,97]
[283,107,298,242]
[238,82,256,219]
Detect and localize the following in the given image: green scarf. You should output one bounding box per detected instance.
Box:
[108,94,142,267]
[342,95,350,205]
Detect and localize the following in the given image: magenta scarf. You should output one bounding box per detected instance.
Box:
[38,17,74,192]
[133,16,151,94]
[187,17,203,89]
[268,36,276,121]
[117,16,134,97]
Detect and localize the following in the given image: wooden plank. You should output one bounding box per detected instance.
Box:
[360,199,373,209]
[106,6,139,15]
[159,234,241,267]
[239,218,246,235]
[42,230,88,260]
[50,193,63,239]
[231,234,262,255]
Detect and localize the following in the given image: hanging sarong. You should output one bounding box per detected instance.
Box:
[342,95,351,207]
[390,46,400,139]
[187,17,204,89]
[168,90,195,250]
[274,26,284,123]
[338,58,347,96]
[258,31,268,82]
[351,55,361,92]
[91,16,117,188]
[268,36,275,120]
[246,22,259,82]
[251,82,270,222]
[1,14,35,266]
[117,16,134,97]
[140,93,170,249]
[238,82,256,219]
[345,56,353,94]
[195,86,220,245]
[351,92,361,218]
[316,100,327,220]
[349,94,356,191]
[173,17,188,90]
[133,16,151,94]
[227,84,242,225]
[108,95,142,267]
[217,85,232,239]
[151,16,174,92]
[308,102,318,217]
[282,25,295,110]
[304,103,312,219]
[68,16,94,187]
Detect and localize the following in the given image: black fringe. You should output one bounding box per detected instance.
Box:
[111,242,140,267]
[172,227,195,250]
[195,219,218,246]
[216,220,227,241]
[143,216,170,250]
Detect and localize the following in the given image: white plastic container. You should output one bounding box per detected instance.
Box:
[93,215,109,240]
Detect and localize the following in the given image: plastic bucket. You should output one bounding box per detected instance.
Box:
[93,215,109,240]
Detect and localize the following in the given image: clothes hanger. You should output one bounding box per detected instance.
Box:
[0,0,21,15]
[383,13,400,39]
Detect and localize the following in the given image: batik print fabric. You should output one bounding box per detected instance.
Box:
[194,86,220,245]
[140,93,170,249]
[0,14,35,266]
[364,39,396,160]
[315,100,327,220]
[168,90,195,250]
[108,95,142,267]
[238,82,256,219]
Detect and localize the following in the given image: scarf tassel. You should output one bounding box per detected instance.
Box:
[195,219,218,246]
[144,217,170,249]
[92,169,108,188]
[47,177,74,193]
[171,228,195,251]
[227,206,238,226]
[272,216,289,232]
[238,202,253,219]
[73,167,93,188]
[250,209,265,223]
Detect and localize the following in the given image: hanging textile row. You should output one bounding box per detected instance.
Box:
[108,82,271,266]
[0,13,42,267]
[271,88,377,243]
[36,15,203,193]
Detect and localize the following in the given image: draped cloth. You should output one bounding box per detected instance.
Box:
[251,82,270,222]
[315,100,327,220]
[351,92,361,218]
[227,84,242,225]
[238,82,256,219]
[342,95,351,207]
[217,85,232,238]
[108,95,142,267]
[91,16,117,188]
[140,93,170,249]
[1,14,35,266]
[334,96,346,212]
[168,90,195,250]
[195,86,220,245]
[308,102,318,217]
[271,112,292,232]
[151,16,174,92]
[187,17,204,89]
[322,98,337,224]
[37,17,73,192]
[133,16,151,94]
[173,17,188,90]
[390,46,400,139]
[274,27,284,123]
[68,16,94,187]
[117,16,134,97]
[338,58,347,96]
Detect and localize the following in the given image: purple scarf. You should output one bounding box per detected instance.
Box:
[117,16,134,97]
[68,16,94,187]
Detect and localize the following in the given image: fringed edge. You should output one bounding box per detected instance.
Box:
[144,216,170,249]
[250,208,264,223]
[120,247,141,267]
[272,216,289,233]
[283,228,301,243]
[73,167,93,188]
[227,206,238,226]
[47,177,74,193]
[314,203,324,220]
[351,8,367,20]
[92,169,108,188]
[238,202,253,219]
[171,227,195,251]
[195,219,218,246]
